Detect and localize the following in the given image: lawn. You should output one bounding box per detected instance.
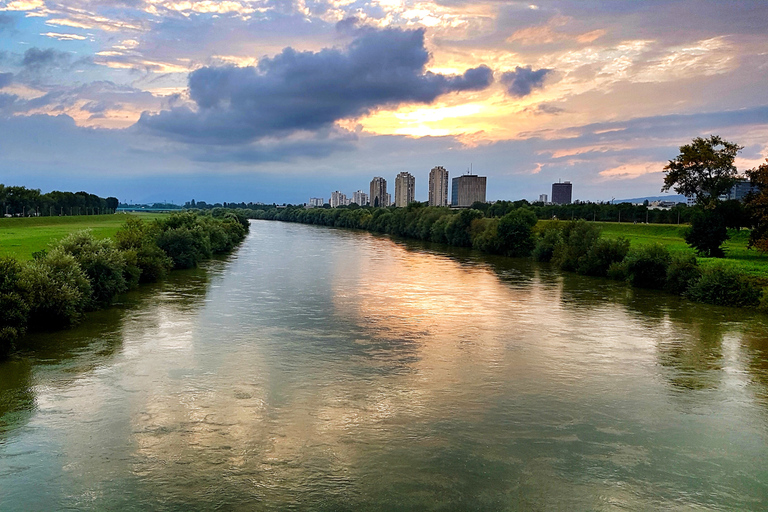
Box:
[537,220,768,284]
[0,213,168,260]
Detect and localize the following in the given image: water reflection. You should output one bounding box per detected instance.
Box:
[1,222,768,510]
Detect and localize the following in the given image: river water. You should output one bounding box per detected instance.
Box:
[2,220,768,510]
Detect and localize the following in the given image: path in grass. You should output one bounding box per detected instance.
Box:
[539,220,768,284]
[0,213,167,260]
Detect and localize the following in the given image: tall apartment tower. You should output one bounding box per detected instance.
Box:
[394,172,416,207]
[330,191,347,208]
[428,166,449,206]
[451,174,487,207]
[370,177,388,208]
[352,190,369,206]
[551,181,572,204]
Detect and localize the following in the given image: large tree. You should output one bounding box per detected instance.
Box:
[661,135,743,208]
[745,159,768,252]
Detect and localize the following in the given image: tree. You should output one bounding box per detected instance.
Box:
[745,159,768,251]
[685,210,728,257]
[662,135,743,208]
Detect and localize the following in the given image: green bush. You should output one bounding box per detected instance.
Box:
[21,248,91,329]
[114,217,173,283]
[685,265,761,307]
[685,210,728,257]
[497,208,538,257]
[552,220,601,271]
[470,218,500,254]
[57,231,128,307]
[532,225,562,262]
[445,209,483,247]
[577,237,630,277]
[0,257,29,357]
[623,243,672,289]
[157,226,212,269]
[665,253,701,295]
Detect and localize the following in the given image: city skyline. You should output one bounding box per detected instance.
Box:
[0,1,767,204]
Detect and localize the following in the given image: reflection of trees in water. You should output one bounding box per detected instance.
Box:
[740,321,768,401]
[0,262,214,438]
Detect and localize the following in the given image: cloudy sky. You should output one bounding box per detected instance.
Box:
[0,0,767,204]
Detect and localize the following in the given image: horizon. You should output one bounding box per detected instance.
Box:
[1,1,767,204]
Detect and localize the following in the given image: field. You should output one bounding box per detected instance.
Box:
[539,220,768,284]
[0,213,167,260]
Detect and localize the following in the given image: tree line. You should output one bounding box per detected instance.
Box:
[0,184,119,217]
[0,210,250,358]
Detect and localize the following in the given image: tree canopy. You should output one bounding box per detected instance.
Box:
[661,135,742,208]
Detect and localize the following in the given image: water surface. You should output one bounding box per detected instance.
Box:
[2,220,768,510]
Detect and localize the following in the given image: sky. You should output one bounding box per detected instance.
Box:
[0,0,767,204]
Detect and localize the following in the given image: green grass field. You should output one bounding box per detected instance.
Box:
[0,213,168,260]
[538,220,768,284]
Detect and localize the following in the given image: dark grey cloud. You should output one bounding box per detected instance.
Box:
[139,27,493,145]
[0,73,12,89]
[22,48,71,70]
[500,66,552,97]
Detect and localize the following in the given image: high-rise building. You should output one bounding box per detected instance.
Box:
[551,181,572,204]
[386,193,391,207]
[451,174,487,207]
[330,191,347,208]
[428,166,449,206]
[539,194,548,203]
[370,177,388,208]
[352,190,369,206]
[308,197,324,208]
[394,172,416,207]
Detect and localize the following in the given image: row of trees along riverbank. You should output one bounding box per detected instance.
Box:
[0,210,250,359]
[245,203,768,312]
[0,184,119,217]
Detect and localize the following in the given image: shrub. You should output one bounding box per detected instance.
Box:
[21,248,91,329]
[665,253,701,295]
[0,257,29,357]
[552,220,601,271]
[577,237,630,277]
[430,215,450,243]
[623,243,672,289]
[57,231,128,307]
[532,225,562,262]
[685,265,761,307]
[445,209,484,247]
[470,218,500,254]
[685,210,728,257]
[114,217,172,283]
[497,209,537,257]
[157,226,211,269]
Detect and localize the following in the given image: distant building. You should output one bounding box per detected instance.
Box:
[539,194,548,203]
[394,172,416,207]
[451,174,487,207]
[352,190,369,206]
[386,193,391,206]
[551,181,572,204]
[725,178,757,201]
[308,197,324,208]
[330,191,347,208]
[428,166,449,206]
[370,177,388,208]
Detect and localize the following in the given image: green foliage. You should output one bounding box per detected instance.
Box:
[21,248,91,329]
[445,209,483,247]
[685,265,762,307]
[497,208,538,257]
[0,257,29,356]
[552,220,601,271]
[622,243,672,289]
[57,230,128,307]
[532,224,562,262]
[745,159,768,252]
[114,216,173,283]
[685,210,728,257]
[665,253,701,295]
[578,237,630,277]
[157,226,211,269]
[661,135,742,208]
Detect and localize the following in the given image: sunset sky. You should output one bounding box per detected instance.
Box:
[1,0,767,204]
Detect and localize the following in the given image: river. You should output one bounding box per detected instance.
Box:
[2,220,768,510]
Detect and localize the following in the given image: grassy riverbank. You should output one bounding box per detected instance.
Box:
[0,213,167,260]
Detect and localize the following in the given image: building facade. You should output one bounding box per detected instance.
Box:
[539,194,548,204]
[330,191,347,208]
[352,190,369,206]
[428,166,449,206]
[451,174,487,207]
[308,197,324,208]
[394,172,416,207]
[551,181,573,205]
[370,177,388,208]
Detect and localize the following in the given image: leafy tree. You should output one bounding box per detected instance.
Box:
[0,257,29,356]
[685,210,728,257]
[661,135,742,208]
[745,159,768,251]
[496,208,538,256]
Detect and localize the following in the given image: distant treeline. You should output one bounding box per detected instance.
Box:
[1,184,119,216]
[246,203,766,311]
[0,210,249,358]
